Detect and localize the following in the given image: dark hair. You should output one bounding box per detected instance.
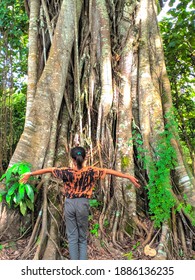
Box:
[70,146,86,170]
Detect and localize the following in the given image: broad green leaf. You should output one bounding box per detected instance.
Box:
[18,184,25,200]
[18,163,31,175]
[24,184,34,203]
[20,201,27,216]
[13,192,21,205]
[8,182,19,196]
[10,163,20,174]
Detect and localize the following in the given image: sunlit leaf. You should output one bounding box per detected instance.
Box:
[8,182,19,196]
[18,163,31,175]
[24,184,34,203]
[20,201,27,216]
[18,184,25,200]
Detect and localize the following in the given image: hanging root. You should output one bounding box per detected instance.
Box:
[142,221,154,246]
[21,208,42,259]
[178,217,188,256]
[133,215,149,237]
[33,184,48,260]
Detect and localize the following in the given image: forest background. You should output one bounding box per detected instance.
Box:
[0,0,194,260]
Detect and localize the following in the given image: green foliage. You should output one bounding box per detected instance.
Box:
[90,223,99,237]
[132,241,140,250]
[0,162,36,216]
[121,155,131,169]
[0,0,28,84]
[89,199,100,208]
[0,0,28,49]
[11,90,27,139]
[176,195,195,225]
[103,219,109,228]
[159,0,195,168]
[123,242,140,259]
[134,111,179,227]
[0,0,28,169]
[89,200,101,236]
[88,214,93,221]
[123,251,133,260]
[147,119,178,227]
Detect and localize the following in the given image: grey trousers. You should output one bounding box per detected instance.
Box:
[64,198,89,260]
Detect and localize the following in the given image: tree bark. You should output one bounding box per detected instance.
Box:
[1,0,195,260]
[25,0,40,120]
[10,0,84,170]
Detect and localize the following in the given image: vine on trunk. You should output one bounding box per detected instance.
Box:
[0,0,195,260]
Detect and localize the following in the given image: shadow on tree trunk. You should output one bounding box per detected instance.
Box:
[0,0,195,260]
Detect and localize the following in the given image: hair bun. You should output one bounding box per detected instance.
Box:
[70,147,86,170]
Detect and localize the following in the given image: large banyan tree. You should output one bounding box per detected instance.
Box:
[0,0,195,260]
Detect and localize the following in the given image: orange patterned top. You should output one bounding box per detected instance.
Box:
[52,166,106,198]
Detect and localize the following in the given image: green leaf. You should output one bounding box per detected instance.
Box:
[5,169,12,183]
[18,184,25,201]
[10,163,20,174]
[26,199,34,211]
[8,182,19,196]
[18,163,31,175]
[13,192,21,205]
[20,201,27,216]
[169,0,175,7]
[89,199,100,208]
[0,189,7,196]
[136,139,143,145]
[24,184,34,203]
[5,194,12,206]
[0,173,6,181]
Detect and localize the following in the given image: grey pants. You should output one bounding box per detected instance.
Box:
[64,198,89,260]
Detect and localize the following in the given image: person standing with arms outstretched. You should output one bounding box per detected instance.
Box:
[20,146,140,260]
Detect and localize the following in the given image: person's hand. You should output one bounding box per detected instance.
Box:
[128,175,140,188]
[20,172,31,184]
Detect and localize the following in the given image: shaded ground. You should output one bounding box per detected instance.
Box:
[1,231,195,260]
[1,210,194,260]
[0,236,151,260]
[0,208,153,260]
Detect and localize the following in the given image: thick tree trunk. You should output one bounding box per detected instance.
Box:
[1,0,195,260]
[10,0,84,170]
[25,0,40,120]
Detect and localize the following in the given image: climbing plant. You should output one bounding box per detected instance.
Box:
[133,110,178,227]
[159,0,195,172]
[0,0,194,261]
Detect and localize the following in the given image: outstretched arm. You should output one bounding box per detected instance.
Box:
[19,167,55,184]
[104,168,140,188]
